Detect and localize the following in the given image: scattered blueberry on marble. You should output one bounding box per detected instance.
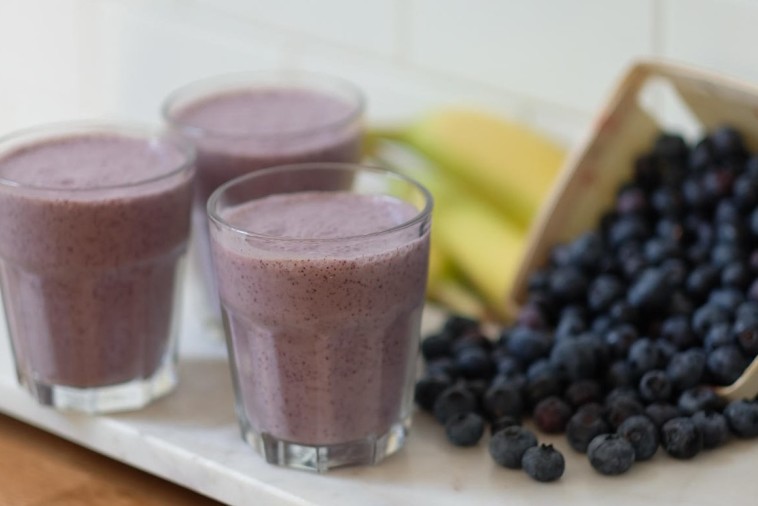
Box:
[522,444,565,482]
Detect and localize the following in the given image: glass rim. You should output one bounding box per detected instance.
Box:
[207,162,433,243]
[161,70,366,140]
[0,120,196,193]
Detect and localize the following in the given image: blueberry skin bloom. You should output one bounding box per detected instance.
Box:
[522,444,565,482]
[724,400,758,438]
[661,417,703,459]
[489,426,538,469]
[587,434,635,476]
[617,415,659,461]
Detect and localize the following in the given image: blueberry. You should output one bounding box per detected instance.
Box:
[627,268,672,313]
[444,412,485,447]
[483,381,524,421]
[605,386,642,405]
[549,338,597,381]
[489,425,538,469]
[660,315,696,350]
[667,291,695,317]
[677,386,725,416]
[564,379,603,408]
[533,396,573,434]
[628,338,664,376]
[639,370,672,402]
[686,265,720,302]
[617,415,659,461]
[702,168,736,203]
[707,345,749,385]
[708,288,744,311]
[645,402,681,429]
[732,174,758,211]
[724,399,758,438]
[711,242,743,268]
[605,324,638,359]
[749,279,758,302]
[495,355,523,377]
[517,302,551,330]
[704,323,734,352]
[555,311,587,340]
[606,396,645,430]
[606,360,638,389]
[525,367,564,407]
[426,357,459,378]
[661,417,703,459]
[433,384,477,423]
[528,270,550,293]
[464,379,488,403]
[566,407,611,453]
[588,274,624,313]
[421,332,452,360]
[661,258,688,288]
[443,315,480,337]
[490,415,521,435]
[609,216,651,249]
[691,411,730,449]
[591,315,614,334]
[656,339,678,364]
[450,330,494,355]
[414,374,453,412]
[666,348,706,391]
[609,300,639,324]
[689,138,715,172]
[735,320,758,357]
[722,262,751,290]
[692,303,731,336]
[616,186,648,215]
[522,444,565,482]
[655,132,689,160]
[644,238,679,265]
[549,266,589,304]
[651,186,684,216]
[710,125,746,159]
[504,327,553,365]
[587,434,635,476]
[454,346,495,380]
[634,153,661,190]
[568,231,605,271]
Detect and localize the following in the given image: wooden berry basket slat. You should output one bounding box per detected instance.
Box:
[508,59,758,313]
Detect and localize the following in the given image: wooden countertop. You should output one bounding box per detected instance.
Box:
[0,414,221,506]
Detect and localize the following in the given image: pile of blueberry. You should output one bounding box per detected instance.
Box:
[415,126,758,481]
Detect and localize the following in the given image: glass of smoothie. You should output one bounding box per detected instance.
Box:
[0,122,195,413]
[207,163,432,472]
[162,71,364,322]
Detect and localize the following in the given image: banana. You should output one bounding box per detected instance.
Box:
[404,109,566,230]
[371,138,522,320]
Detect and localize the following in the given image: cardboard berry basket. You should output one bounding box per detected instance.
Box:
[508,59,758,313]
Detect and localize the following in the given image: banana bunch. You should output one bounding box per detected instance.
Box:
[367,109,567,322]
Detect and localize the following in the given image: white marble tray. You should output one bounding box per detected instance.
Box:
[1,271,758,506]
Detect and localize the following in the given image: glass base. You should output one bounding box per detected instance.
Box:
[17,358,177,414]
[242,417,411,473]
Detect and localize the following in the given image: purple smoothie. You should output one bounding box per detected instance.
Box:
[166,84,363,313]
[211,191,429,446]
[0,132,193,389]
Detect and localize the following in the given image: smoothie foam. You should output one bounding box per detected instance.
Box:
[212,191,429,446]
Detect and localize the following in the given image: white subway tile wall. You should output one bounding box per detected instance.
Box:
[1,0,756,145]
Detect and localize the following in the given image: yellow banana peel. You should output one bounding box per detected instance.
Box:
[370,138,522,320]
[404,109,566,230]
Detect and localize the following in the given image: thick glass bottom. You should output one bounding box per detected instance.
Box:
[17,356,177,414]
[241,416,411,473]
